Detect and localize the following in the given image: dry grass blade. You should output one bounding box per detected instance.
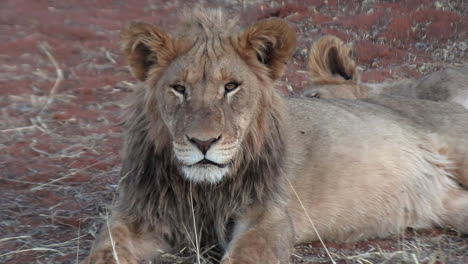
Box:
[31,159,106,191]
[0,125,37,133]
[0,247,64,258]
[285,176,337,264]
[76,221,81,264]
[37,42,64,114]
[189,182,202,264]
[0,236,32,243]
[105,50,117,64]
[106,211,121,264]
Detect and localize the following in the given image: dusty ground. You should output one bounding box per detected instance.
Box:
[0,0,467,263]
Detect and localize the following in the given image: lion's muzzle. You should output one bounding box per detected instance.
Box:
[187,134,222,155]
[173,135,240,183]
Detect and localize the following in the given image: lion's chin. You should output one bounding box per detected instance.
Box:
[181,165,230,184]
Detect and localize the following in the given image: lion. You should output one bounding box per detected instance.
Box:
[82,9,468,264]
[304,35,468,109]
[304,35,468,188]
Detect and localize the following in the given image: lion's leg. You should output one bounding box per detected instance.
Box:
[441,189,468,233]
[220,205,294,264]
[81,218,168,264]
[81,220,139,264]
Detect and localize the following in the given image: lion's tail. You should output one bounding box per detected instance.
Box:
[308,35,360,85]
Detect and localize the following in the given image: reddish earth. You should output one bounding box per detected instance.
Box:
[0,0,466,263]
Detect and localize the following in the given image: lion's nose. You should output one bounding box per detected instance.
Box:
[187,135,222,155]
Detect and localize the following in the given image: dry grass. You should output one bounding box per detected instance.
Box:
[293,227,468,263]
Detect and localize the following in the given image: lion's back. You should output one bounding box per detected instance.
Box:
[284,97,458,242]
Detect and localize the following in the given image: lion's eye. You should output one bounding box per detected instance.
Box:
[310,92,320,98]
[224,82,239,93]
[171,84,186,94]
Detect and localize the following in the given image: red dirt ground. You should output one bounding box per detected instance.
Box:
[0,0,467,263]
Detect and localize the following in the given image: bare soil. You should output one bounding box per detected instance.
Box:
[0,0,466,263]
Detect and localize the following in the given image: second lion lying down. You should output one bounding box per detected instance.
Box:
[82,9,468,264]
[304,35,468,109]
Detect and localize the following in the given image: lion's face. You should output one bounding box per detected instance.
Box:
[154,47,263,183]
[121,16,296,183]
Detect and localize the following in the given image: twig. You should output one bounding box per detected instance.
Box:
[37,42,64,114]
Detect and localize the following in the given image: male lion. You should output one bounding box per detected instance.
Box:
[82,10,468,264]
[304,35,468,109]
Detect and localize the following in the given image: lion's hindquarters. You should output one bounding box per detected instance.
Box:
[440,190,468,233]
[287,103,462,242]
[397,136,461,229]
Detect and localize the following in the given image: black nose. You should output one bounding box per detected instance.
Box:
[187,135,222,154]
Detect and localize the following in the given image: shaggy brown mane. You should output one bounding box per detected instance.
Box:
[115,10,288,259]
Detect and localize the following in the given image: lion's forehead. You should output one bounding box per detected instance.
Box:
[170,38,243,83]
[175,62,236,84]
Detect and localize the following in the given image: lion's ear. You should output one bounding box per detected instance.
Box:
[239,18,297,80]
[121,22,175,81]
[308,35,357,84]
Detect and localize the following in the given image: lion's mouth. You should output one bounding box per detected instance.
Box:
[190,158,227,168]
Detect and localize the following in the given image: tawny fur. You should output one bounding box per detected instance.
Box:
[304,35,468,109]
[304,34,468,190]
[82,10,468,264]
